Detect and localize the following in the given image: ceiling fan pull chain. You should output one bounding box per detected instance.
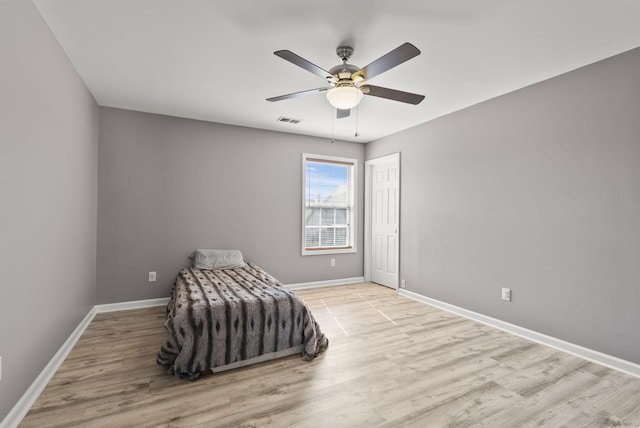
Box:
[355,96,359,138]
[331,107,335,144]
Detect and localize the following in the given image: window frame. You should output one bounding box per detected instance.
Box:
[301,153,357,256]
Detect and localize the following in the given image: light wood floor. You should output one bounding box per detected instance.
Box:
[21,283,640,427]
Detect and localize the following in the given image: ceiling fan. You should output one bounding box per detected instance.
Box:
[267,42,425,118]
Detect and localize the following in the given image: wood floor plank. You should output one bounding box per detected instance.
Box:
[20,282,640,427]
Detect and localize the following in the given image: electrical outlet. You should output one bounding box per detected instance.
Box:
[148,271,157,282]
[330,258,336,267]
[501,287,511,302]
[400,279,406,289]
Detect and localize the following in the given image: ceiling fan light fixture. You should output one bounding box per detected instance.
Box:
[326,85,363,110]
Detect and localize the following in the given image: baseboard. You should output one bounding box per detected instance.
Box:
[1,297,172,428]
[286,276,365,290]
[1,306,97,428]
[95,297,170,313]
[399,289,640,379]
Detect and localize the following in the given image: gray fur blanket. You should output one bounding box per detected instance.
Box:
[157,263,328,380]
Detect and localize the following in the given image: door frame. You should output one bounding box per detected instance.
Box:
[364,152,401,289]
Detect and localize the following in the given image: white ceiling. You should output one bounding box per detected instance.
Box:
[33,0,640,143]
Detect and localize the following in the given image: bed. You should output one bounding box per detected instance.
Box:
[156,251,328,380]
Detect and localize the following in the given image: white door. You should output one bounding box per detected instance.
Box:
[369,154,400,289]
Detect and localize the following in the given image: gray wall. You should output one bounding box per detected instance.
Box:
[0,0,98,421]
[366,47,640,364]
[97,107,365,304]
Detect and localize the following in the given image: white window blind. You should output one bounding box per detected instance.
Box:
[302,154,357,255]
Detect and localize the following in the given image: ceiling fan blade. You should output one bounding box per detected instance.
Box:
[266,87,330,102]
[337,108,350,119]
[361,85,425,105]
[351,42,421,82]
[274,50,338,83]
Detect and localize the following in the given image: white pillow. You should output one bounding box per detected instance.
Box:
[191,249,246,270]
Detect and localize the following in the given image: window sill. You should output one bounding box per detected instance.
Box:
[301,247,356,256]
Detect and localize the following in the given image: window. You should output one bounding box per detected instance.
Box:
[302,154,357,255]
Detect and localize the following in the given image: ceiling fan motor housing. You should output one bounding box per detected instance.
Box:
[328,46,359,82]
[329,63,359,81]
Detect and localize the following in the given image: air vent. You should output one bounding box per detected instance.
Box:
[277,116,302,124]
